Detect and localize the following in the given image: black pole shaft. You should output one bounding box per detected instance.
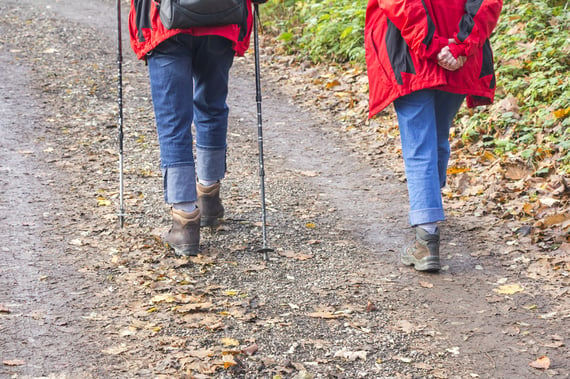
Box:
[254,4,269,261]
[117,0,125,228]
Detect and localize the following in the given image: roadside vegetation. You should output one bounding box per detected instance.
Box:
[262,0,569,173]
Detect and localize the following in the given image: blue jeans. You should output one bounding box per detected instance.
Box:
[147,34,235,204]
[393,89,465,226]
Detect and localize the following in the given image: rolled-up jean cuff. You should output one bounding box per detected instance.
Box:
[409,208,445,226]
[196,147,226,182]
[162,165,197,204]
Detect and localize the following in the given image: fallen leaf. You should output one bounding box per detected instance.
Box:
[535,213,570,228]
[97,196,111,206]
[102,344,129,355]
[222,354,237,369]
[553,106,570,119]
[529,356,550,370]
[305,222,316,229]
[175,302,213,313]
[3,359,25,366]
[150,293,176,304]
[504,163,532,180]
[190,255,216,265]
[278,250,313,260]
[184,313,224,330]
[326,79,340,89]
[419,281,433,288]
[296,253,314,260]
[221,338,240,347]
[493,283,524,295]
[447,166,471,175]
[307,311,345,319]
[0,304,10,314]
[188,349,215,359]
[334,348,367,361]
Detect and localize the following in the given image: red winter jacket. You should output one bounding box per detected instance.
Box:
[365,0,503,117]
[129,0,254,60]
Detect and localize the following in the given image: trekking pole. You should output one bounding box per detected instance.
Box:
[253,4,273,261]
[116,0,126,228]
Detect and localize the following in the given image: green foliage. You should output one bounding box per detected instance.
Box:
[461,0,570,173]
[262,0,570,173]
[262,0,366,63]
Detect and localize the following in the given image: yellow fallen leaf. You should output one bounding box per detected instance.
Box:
[479,150,496,163]
[447,166,471,175]
[305,222,316,229]
[221,338,240,347]
[493,283,524,295]
[326,79,340,89]
[223,354,237,369]
[529,356,550,369]
[553,107,570,119]
[97,196,111,207]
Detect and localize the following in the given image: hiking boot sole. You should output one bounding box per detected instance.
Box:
[200,215,222,228]
[401,249,441,272]
[164,241,199,257]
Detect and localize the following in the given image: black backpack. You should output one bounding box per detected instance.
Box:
[158,0,248,37]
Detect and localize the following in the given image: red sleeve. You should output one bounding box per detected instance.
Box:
[449,0,502,58]
[379,0,448,60]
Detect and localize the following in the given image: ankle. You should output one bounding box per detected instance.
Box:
[173,201,197,213]
[417,222,438,235]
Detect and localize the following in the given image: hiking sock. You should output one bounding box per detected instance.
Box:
[173,201,197,213]
[418,222,438,234]
[198,179,218,187]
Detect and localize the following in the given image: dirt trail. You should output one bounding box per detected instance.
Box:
[0,0,567,378]
[0,49,115,376]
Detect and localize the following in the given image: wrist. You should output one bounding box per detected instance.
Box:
[448,43,466,59]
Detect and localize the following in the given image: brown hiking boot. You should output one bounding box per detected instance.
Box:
[163,208,200,256]
[401,227,441,272]
[197,182,224,227]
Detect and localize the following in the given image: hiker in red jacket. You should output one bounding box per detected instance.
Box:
[365,0,502,271]
[129,0,266,256]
